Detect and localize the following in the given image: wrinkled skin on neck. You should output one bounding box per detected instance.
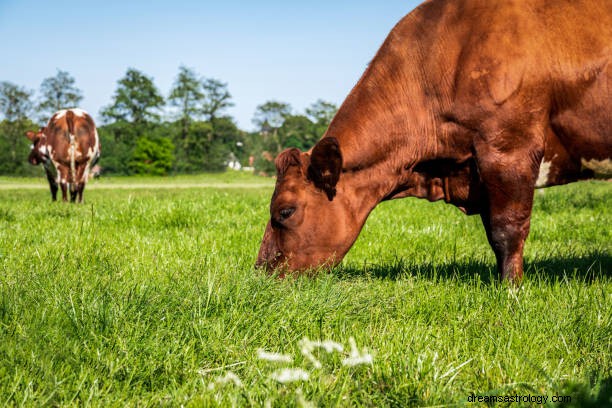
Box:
[256,139,380,274]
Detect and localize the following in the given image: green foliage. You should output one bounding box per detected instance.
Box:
[253,100,292,131]
[0,81,33,122]
[202,78,234,122]
[0,119,40,176]
[250,99,337,174]
[100,68,165,124]
[279,114,319,150]
[1,67,337,177]
[37,70,83,119]
[168,65,205,140]
[182,121,226,172]
[97,121,138,175]
[129,134,175,175]
[0,178,609,406]
[306,99,338,125]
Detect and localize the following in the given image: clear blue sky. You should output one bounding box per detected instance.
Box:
[0,0,420,130]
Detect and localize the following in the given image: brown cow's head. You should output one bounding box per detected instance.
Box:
[256,137,366,275]
[25,128,48,165]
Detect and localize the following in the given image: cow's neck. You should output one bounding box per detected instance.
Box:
[323,33,477,217]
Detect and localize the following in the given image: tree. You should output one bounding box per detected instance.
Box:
[129,135,175,175]
[252,100,292,155]
[202,78,234,122]
[0,82,35,174]
[0,81,33,121]
[252,101,292,131]
[168,66,205,140]
[278,114,318,151]
[100,68,164,124]
[38,70,83,119]
[306,99,337,126]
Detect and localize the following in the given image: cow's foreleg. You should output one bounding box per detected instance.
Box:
[44,167,58,201]
[475,138,543,283]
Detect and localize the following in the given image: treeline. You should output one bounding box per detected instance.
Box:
[0,67,337,176]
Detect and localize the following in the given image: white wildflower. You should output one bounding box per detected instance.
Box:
[270,368,310,383]
[342,337,373,367]
[206,371,243,390]
[299,338,322,368]
[310,339,344,353]
[257,349,293,363]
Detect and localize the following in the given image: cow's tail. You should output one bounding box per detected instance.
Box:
[66,110,77,191]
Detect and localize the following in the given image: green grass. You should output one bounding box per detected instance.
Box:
[0,175,610,407]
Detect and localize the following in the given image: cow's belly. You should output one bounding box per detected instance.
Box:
[536,124,611,188]
[537,68,612,187]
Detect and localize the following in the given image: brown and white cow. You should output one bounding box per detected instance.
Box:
[256,0,611,282]
[26,108,101,203]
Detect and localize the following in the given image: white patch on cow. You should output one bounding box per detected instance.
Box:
[82,166,90,183]
[38,145,48,155]
[535,160,551,188]
[53,108,88,120]
[83,144,99,183]
[68,134,77,183]
[581,158,612,176]
[94,129,100,151]
[71,108,88,117]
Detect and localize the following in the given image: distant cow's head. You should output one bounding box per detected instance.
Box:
[25,128,48,165]
[256,138,366,275]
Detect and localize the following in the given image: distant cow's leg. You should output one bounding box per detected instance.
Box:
[58,167,69,202]
[44,167,58,201]
[73,182,86,203]
[70,184,77,203]
[60,182,68,202]
[75,166,88,203]
[475,132,543,283]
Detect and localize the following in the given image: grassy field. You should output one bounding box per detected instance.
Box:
[0,173,610,407]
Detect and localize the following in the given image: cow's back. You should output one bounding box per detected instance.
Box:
[46,109,99,167]
[414,0,612,180]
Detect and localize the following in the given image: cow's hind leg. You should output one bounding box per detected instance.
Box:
[69,184,77,203]
[76,183,86,203]
[475,128,544,283]
[75,166,88,203]
[60,182,68,202]
[58,166,69,202]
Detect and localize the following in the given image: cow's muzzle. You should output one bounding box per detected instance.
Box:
[255,221,285,272]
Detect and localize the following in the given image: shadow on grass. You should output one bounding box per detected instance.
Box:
[336,251,611,284]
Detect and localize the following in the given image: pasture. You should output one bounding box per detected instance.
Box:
[0,173,610,407]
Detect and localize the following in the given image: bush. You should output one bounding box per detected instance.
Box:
[128,135,175,175]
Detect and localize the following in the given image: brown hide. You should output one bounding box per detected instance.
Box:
[26,109,100,203]
[257,0,611,282]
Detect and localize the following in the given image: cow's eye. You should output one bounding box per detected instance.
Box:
[279,207,296,220]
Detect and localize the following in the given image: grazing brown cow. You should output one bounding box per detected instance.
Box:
[257,0,612,282]
[26,109,101,203]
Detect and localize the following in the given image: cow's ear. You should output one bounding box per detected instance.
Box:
[25,131,38,141]
[275,148,303,177]
[308,137,342,201]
